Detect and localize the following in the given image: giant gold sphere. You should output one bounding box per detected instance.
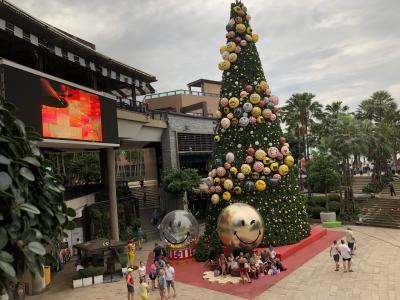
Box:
[217,203,264,251]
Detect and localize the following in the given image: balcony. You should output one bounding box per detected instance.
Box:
[143,89,219,100]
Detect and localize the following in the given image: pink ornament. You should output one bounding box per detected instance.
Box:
[238,10,246,17]
[249,116,256,124]
[220,178,226,184]
[247,147,255,156]
[240,40,247,47]
[245,85,253,93]
[228,31,235,38]
[258,100,265,108]
[268,147,280,158]
[228,18,235,26]
[269,95,279,105]
[284,142,290,148]
[215,186,222,193]
[273,106,279,113]
[237,173,245,181]
[246,155,254,163]
[263,167,271,175]
[210,186,216,193]
[253,161,264,172]
[246,15,251,21]
[235,46,241,53]
[273,174,281,181]
[245,34,252,42]
[216,166,226,177]
[222,51,229,60]
[224,162,232,169]
[281,146,290,156]
[262,109,272,119]
[240,90,248,98]
[276,153,284,160]
[279,137,286,145]
[220,98,229,107]
[235,37,241,43]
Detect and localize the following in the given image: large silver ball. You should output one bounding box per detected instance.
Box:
[159,210,199,245]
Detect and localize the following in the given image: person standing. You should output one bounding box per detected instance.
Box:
[138,278,149,300]
[138,261,146,281]
[330,240,340,271]
[238,253,251,284]
[389,182,396,197]
[218,253,227,277]
[165,262,176,298]
[148,263,157,290]
[126,268,135,300]
[153,243,162,262]
[158,269,167,300]
[337,240,353,272]
[128,239,136,267]
[137,227,145,250]
[345,228,356,252]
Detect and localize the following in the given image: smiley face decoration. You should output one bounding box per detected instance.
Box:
[159,210,199,245]
[217,203,264,250]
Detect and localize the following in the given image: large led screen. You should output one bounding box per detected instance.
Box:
[2,64,118,144]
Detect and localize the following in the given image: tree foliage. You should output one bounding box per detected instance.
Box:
[162,168,202,195]
[0,98,74,296]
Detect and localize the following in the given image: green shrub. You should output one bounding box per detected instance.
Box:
[329,201,341,214]
[362,183,383,193]
[312,196,327,207]
[118,254,128,267]
[72,272,83,280]
[328,194,341,202]
[307,206,324,219]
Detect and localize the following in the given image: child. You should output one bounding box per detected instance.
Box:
[158,269,167,300]
[149,263,157,290]
[138,278,149,300]
[138,261,146,281]
[330,240,340,271]
[126,267,135,300]
[218,253,227,277]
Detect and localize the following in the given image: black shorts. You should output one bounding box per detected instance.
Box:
[342,257,351,261]
[167,280,174,288]
[348,242,354,250]
[149,274,157,280]
[333,254,340,262]
[127,285,134,293]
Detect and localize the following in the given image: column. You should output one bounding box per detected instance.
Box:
[106,148,119,240]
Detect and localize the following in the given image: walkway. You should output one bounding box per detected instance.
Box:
[28,226,400,300]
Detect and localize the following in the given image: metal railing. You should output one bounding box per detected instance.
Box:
[116,97,148,113]
[143,90,219,100]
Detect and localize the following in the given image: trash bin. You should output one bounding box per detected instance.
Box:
[44,266,51,286]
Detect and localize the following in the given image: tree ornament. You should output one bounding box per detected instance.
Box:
[229,97,240,108]
[214,135,220,142]
[234,107,243,117]
[220,45,227,54]
[249,93,261,104]
[209,169,217,177]
[228,53,238,62]
[230,166,238,174]
[226,41,237,52]
[246,27,253,34]
[217,166,226,177]
[233,5,241,13]
[257,116,264,124]
[245,34,252,42]
[269,95,279,105]
[249,116,256,124]
[215,185,222,193]
[255,180,266,191]
[284,155,294,167]
[235,46,241,53]
[223,179,234,190]
[251,172,260,180]
[270,114,277,121]
[226,152,235,163]
[239,116,249,127]
[218,60,231,70]
[240,90,248,98]
[279,137,286,145]
[240,164,252,175]
[243,102,253,112]
[246,14,251,21]
[236,23,246,33]
[262,108,272,119]
[227,112,234,119]
[237,172,245,181]
[245,155,254,163]
[245,85,253,93]
[240,40,247,47]
[252,33,259,43]
[227,31,235,38]
[214,177,220,184]
[251,107,261,117]
[231,118,238,126]
[278,165,289,176]
[211,194,220,204]
[233,186,242,194]
[235,16,243,24]
[255,149,267,160]
[273,173,282,181]
[220,97,229,107]
[244,180,255,191]
[223,107,230,114]
[224,162,231,169]
[221,117,231,129]
[247,147,255,156]
[253,161,264,172]
[215,111,222,118]
[263,167,271,175]
[281,145,290,156]
[270,162,279,172]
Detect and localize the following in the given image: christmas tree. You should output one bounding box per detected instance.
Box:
[205,0,310,246]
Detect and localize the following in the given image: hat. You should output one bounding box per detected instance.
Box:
[127,267,133,272]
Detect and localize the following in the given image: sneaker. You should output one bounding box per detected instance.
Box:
[335,269,339,271]
[349,270,354,272]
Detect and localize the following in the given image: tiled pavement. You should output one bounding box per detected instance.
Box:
[28,225,400,300]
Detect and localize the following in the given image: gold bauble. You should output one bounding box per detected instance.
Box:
[255,180,267,191]
[214,135,220,142]
[236,23,246,33]
[226,42,236,52]
[255,149,267,160]
[230,167,238,174]
[257,116,264,123]
[228,53,238,63]
[217,203,264,250]
[278,164,289,176]
[240,164,251,175]
[233,186,242,194]
[211,194,220,204]
[229,97,240,108]
[220,45,227,54]
[270,162,279,171]
[246,27,253,34]
[251,107,261,117]
[218,60,231,71]
[223,179,234,190]
[215,111,222,119]
[284,155,294,167]
[259,81,268,91]
[252,33,259,43]
[263,157,272,165]
[222,191,231,201]
[249,93,261,104]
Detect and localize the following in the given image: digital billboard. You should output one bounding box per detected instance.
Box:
[2,64,119,145]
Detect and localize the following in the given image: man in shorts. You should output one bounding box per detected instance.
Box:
[165,261,176,297]
[330,240,340,271]
[126,267,135,300]
[345,227,356,252]
[338,240,353,272]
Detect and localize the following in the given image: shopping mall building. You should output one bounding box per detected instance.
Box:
[0,1,219,246]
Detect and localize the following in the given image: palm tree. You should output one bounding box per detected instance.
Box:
[281,93,323,160]
[356,91,397,122]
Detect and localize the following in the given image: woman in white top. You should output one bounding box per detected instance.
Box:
[337,240,353,272]
[138,261,146,280]
[329,240,340,271]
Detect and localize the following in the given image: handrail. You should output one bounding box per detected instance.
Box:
[143,90,219,100]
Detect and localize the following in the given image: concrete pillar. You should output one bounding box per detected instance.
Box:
[106,148,119,240]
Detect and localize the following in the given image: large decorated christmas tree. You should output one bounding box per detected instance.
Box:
[204,0,310,246]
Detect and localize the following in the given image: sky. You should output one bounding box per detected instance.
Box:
[13,0,400,110]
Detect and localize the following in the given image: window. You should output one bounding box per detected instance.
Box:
[62,49,68,59]
[23,31,30,42]
[5,21,13,33]
[73,55,80,63]
[177,133,213,152]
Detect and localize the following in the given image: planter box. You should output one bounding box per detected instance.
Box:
[320,211,336,223]
[72,279,83,288]
[93,275,103,285]
[82,277,93,286]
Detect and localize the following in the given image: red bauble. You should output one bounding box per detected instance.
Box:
[246,147,255,156]
[245,85,253,93]
[277,153,284,160]
[279,137,286,145]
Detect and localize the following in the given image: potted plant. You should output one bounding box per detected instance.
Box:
[92,267,105,285]
[72,272,83,288]
[307,153,341,223]
[81,269,93,287]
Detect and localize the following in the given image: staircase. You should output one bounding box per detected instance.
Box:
[379,177,400,198]
[129,182,161,241]
[352,176,372,194]
[359,196,400,229]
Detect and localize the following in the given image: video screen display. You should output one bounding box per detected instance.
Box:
[2,64,118,144]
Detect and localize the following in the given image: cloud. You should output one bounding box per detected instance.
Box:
[12,0,400,110]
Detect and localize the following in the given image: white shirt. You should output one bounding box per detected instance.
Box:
[255,259,263,267]
[338,244,352,259]
[345,230,355,243]
[165,266,175,281]
[138,266,146,277]
[330,245,339,256]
